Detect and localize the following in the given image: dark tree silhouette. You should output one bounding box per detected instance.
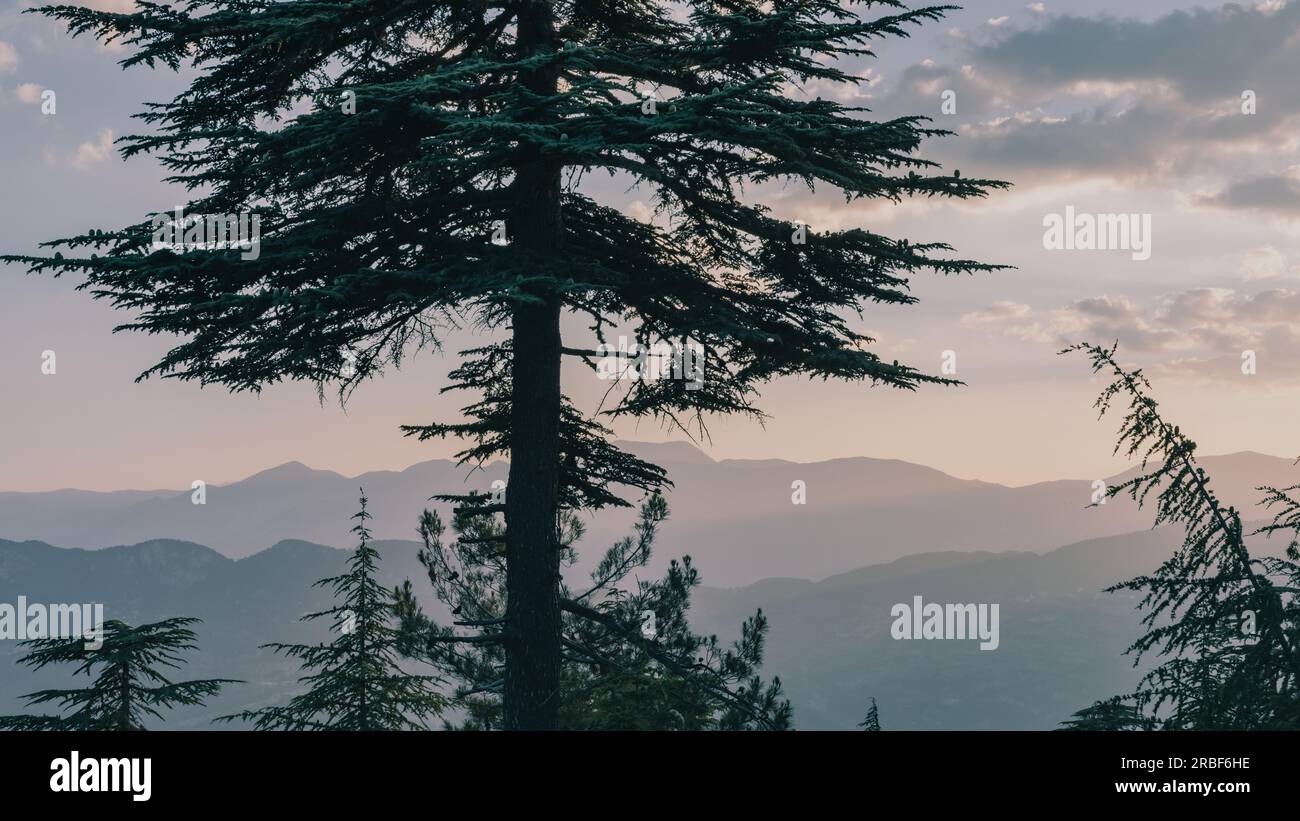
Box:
[220,493,446,730]
[1062,342,1300,729]
[0,617,235,731]
[858,697,881,730]
[395,492,792,729]
[9,0,1008,727]
[1059,697,1153,731]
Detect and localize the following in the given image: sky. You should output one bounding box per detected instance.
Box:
[4,0,1300,491]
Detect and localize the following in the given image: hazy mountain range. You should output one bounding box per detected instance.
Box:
[3,443,1297,586]
[2,445,1297,729]
[3,523,1286,729]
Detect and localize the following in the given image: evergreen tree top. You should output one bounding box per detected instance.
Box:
[10,1,1011,729]
[0,617,236,731]
[1063,342,1300,729]
[10,0,1008,416]
[221,492,447,730]
[858,696,880,730]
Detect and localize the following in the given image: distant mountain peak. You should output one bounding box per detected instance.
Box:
[242,461,342,483]
[255,538,345,556]
[1211,450,1296,463]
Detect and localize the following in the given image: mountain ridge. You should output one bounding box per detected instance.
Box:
[3,519,1259,730]
[3,444,1299,586]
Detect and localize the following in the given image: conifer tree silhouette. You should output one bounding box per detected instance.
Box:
[1062,343,1300,729]
[10,0,1008,727]
[858,697,881,730]
[0,617,235,731]
[395,492,792,729]
[1059,697,1153,731]
[221,493,446,730]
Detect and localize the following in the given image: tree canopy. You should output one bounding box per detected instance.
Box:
[1062,343,1300,729]
[0,617,235,731]
[10,0,1008,726]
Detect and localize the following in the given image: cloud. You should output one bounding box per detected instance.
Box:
[959,101,1185,183]
[13,82,42,104]
[971,5,1300,103]
[1159,287,1300,326]
[965,295,1171,351]
[1195,169,1300,217]
[0,41,19,74]
[866,3,1300,189]
[966,287,1300,382]
[71,129,115,169]
[961,301,1032,326]
[1239,246,1293,281]
[626,200,654,223]
[868,61,1005,126]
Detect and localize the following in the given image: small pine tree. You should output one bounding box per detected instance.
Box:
[858,697,881,731]
[222,492,446,730]
[1062,342,1300,729]
[0,617,235,730]
[395,492,791,730]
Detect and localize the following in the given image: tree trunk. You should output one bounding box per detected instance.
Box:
[504,0,563,731]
